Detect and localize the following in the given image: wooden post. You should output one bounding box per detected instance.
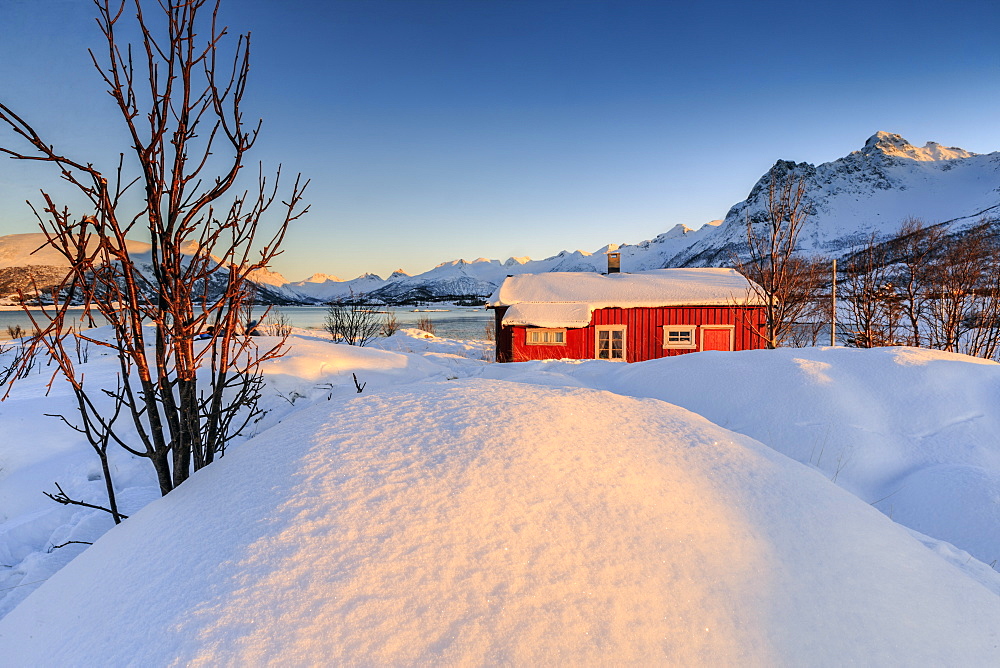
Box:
[831,258,837,346]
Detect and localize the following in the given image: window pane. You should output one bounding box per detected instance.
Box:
[665,327,695,347]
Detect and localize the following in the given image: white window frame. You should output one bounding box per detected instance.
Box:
[662,325,698,349]
[594,325,627,361]
[526,328,567,345]
[699,325,735,352]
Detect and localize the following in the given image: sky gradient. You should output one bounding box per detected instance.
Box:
[1,0,998,281]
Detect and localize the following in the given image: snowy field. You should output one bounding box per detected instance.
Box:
[0,328,999,663]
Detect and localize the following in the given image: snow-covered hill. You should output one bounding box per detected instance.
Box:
[2,337,1000,661]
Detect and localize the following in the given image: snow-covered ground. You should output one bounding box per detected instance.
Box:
[1,329,999,663]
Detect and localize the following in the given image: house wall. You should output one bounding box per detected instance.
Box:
[493,306,516,363]
[499,305,766,363]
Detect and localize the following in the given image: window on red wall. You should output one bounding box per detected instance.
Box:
[526,328,566,345]
[662,325,697,349]
[596,325,626,360]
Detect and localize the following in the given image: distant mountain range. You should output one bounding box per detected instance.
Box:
[3,132,998,305]
[0,233,301,306]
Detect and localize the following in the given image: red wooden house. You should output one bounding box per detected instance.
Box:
[487,267,766,363]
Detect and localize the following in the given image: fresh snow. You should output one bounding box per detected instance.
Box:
[483,347,1000,567]
[500,302,595,328]
[2,329,1000,662]
[489,268,763,328]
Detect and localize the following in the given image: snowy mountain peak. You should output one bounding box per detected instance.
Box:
[246,267,291,288]
[860,131,977,162]
[301,273,342,284]
[388,269,410,280]
[660,223,694,240]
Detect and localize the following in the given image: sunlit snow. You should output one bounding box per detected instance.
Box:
[1,330,999,663]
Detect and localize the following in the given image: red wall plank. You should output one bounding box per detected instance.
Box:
[497,305,767,363]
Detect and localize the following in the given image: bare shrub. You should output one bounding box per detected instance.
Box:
[415,315,436,335]
[0,333,41,385]
[380,312,399,337]
[267,312,294,338]
[325,299,382,346]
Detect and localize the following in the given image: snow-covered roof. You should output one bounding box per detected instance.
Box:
[501,302,593,328]
[488,268,763,327]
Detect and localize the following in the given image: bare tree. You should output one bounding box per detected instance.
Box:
[839,233,901,347]
[890,218,946,347]
[0,0,308,507]
[380,312,400,337]
[325,296,382,346]
[733,171,817,348]
[924,221,1000,356]
[786,287,828,348]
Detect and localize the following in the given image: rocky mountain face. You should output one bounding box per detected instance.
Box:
[670,131,1000,267]
[3,132,997,306]
[0,265,69,303]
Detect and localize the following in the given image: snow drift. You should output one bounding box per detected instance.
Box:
[1,381,998,664]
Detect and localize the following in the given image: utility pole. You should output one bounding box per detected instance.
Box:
[831,258,837,346]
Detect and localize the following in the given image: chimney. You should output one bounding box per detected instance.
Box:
[606,244,621,274]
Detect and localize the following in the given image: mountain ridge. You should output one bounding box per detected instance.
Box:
[291,131,1000,303]
[2,132,997,305]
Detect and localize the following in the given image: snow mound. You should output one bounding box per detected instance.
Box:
[1,381,997,664]
[588,345,1000,564]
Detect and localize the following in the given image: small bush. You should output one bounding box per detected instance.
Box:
[325,298,382,346]
[415,316,435,335]
[380,313,399,337]
[267,312,293,338]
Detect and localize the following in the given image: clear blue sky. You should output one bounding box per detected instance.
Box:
[1,0,998,281]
